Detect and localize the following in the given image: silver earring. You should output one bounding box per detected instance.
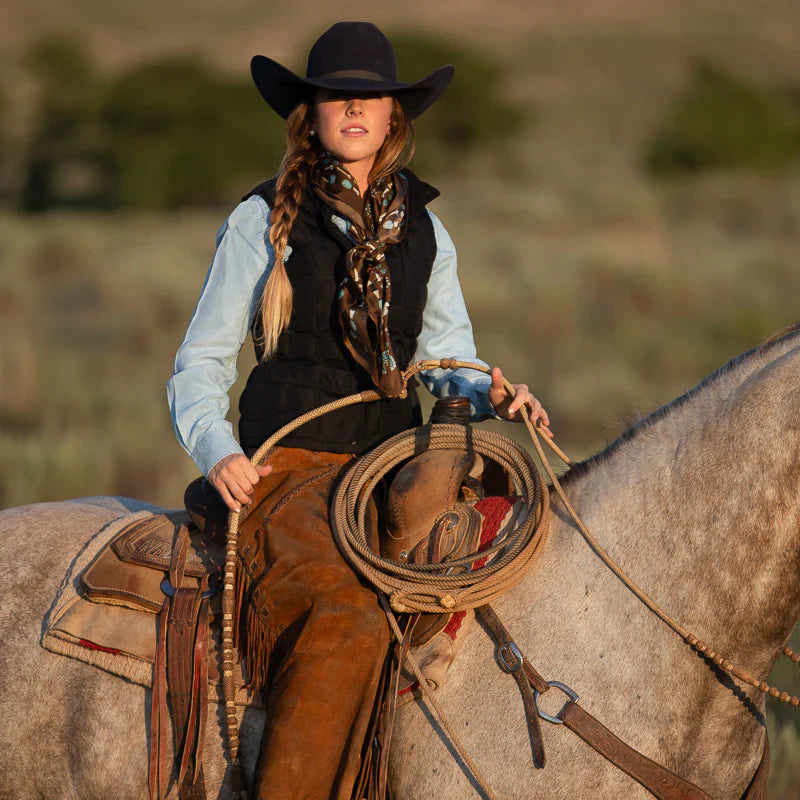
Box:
[309,129,317,136]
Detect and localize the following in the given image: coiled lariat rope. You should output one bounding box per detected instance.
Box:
[330,422,550,614]
[219,357,800,795]
[327,408,554,800]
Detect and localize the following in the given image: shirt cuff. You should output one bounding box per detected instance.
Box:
[191,425,245,478]
[468,377,499,420]
[419,368,499,421]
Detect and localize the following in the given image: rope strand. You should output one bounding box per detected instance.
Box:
[379,595,501,800]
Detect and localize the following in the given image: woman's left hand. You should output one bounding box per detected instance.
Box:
[488,367,552,436]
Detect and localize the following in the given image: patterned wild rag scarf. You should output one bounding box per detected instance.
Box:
[310,152,409,398]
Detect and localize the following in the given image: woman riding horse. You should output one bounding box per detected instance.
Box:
[166,21,550,800]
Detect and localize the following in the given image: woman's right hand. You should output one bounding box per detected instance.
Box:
[208,453,273,512]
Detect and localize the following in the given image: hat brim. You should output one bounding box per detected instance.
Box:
[251,55,454,120]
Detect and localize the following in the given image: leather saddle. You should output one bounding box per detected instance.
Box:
[77,479,231,800]
[74,398,505,798]
[378,396,506,645]
[382,447,483,567]
[81,510,222,614]
[81,475,234,613]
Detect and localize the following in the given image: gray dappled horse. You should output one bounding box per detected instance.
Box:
[1,327,799,799]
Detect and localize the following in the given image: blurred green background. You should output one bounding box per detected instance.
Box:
[1,0,799,790]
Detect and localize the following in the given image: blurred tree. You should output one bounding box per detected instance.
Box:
[645,60,800,177]
[17,31,529,210]
[101,59,283,208]
[20,35,108,210]
[19,39,284,211]
[391,31,528,167]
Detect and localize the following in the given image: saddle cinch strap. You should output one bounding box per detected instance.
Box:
[149,523,211,800]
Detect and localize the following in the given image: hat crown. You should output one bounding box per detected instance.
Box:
[306,22,399,82]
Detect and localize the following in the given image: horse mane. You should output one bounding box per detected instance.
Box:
[560,323,800,485]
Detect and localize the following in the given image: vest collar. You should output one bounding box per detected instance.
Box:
[400,168,440,209]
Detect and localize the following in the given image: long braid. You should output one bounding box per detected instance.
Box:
[257,104,316,359]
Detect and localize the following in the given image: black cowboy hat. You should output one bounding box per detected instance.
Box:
[251,21,454,120]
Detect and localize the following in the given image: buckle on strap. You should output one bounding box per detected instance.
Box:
[534,680,579,725]
[497,641,524,674]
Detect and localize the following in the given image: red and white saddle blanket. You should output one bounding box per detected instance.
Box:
[42,494,522,704]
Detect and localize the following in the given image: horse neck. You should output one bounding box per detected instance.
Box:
[563,336,800,675]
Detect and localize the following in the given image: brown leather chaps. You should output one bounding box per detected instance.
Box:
[236,446,390,800]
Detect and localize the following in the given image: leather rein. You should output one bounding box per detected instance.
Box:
[475,604,770,800]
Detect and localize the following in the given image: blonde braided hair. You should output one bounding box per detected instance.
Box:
[257,97,415,359]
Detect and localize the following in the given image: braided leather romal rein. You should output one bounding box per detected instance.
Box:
[219,358,800,792]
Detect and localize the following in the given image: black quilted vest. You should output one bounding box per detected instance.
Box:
[237,169,439,454]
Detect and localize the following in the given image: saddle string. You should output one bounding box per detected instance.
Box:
[219,358,800,792]
[378,594,501,800]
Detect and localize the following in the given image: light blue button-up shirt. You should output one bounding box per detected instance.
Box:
[167,193,496,476]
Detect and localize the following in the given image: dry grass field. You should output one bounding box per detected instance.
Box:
[2,0,800,792]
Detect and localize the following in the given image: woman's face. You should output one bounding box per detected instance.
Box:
[314,90,394,186]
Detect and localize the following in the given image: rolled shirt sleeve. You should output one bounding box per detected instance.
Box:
[414,210,497,420]
[166,195,283,476]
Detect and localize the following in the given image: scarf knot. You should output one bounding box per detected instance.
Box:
[311,152,409,397]
[356,240,387,260]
